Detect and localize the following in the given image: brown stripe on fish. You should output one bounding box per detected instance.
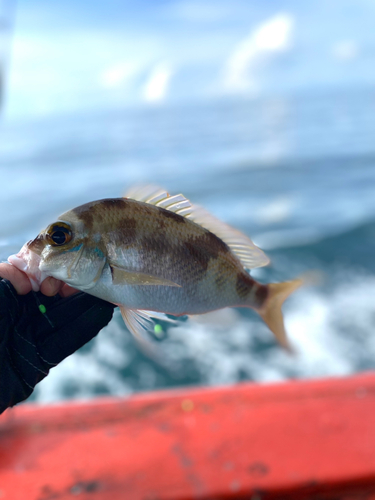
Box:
[114,218,138,246]
[141,234,165,255]
[200,231,230,259]
[235,271,254,300]
[93,198,130,226]
[72,203,95,228]
[71,198,130,229]
[147,208,167,230]
[235,273,269,307]
[160,208,186,224]
[254,282,269,307]
[99,198,129,211]
[183,231,230,281]
[184,232,227,267]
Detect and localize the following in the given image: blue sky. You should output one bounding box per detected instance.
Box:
[3,0,375,119]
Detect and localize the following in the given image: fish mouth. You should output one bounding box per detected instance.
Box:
[8,241,48,292]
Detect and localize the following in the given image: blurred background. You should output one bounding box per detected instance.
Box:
[1,0,375,404]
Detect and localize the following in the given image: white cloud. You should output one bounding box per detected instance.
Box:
[100,62,139,89]
[142,63,173,103]
[5,29,164,118]
[223,13,294,94]
[256,197,295,225]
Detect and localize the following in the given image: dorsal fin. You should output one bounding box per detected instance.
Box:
[125,185,270,269]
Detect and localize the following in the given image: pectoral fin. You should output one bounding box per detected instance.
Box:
[119,307,177,339]
[110,265,181,287]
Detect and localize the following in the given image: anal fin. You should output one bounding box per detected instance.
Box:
[119,307,178,359]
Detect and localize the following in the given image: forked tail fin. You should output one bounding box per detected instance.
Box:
[257,278,303,351]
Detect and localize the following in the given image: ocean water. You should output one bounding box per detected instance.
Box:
[1,88,375,404]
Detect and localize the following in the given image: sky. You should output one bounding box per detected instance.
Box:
[2,0,375,119]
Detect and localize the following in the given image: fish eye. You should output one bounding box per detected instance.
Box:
[46,222,73,246]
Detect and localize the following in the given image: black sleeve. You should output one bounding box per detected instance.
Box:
[0,279,115,413]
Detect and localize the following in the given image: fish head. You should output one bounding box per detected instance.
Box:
[8,216,107,291]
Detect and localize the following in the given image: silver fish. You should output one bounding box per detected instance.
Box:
[8,186,302,349]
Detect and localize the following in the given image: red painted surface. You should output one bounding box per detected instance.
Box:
[1,373,375,499]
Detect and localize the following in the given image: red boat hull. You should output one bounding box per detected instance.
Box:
[1,373,375,499]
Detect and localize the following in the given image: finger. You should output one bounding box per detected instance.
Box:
[59,284,80,298]
[0,262,32,295]
[40,277,65,297]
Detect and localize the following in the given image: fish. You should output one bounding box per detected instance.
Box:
[8,186,302,350]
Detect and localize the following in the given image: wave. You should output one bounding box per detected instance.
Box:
[254,217,375,274]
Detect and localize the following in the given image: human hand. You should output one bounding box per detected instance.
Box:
[0,262,77,297]
[0,263,115,413]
